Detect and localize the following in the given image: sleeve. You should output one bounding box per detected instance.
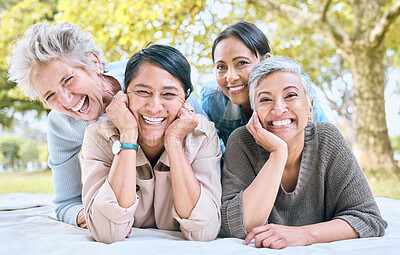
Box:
[200,85,226,155]
[221,128,257,239]
[311,87,329,122]
[172,121,222,241]
[323,124,387,238]
[47,111,86,226]
[80,123,138,244]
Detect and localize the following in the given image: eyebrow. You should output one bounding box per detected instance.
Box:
[257,85,300,96]
[215,56,251,65]
[130,84,181,91]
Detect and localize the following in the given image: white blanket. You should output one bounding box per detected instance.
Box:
[0,193,399,255]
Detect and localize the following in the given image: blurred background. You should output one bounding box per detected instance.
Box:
[0,0,399,197]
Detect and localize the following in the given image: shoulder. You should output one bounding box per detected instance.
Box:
[85,115,119,142]
[200,81,227,104]
[228,126,254,145]
[191,114,218,138]
[311,121,347,148]
[47,110,92,141]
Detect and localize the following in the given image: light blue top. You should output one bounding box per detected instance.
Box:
[48,60,205,226]
[200,80,329,151]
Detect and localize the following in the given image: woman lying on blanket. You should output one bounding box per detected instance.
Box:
[221,56,387,248]
[81,44,222,244]
[7,22,204,229]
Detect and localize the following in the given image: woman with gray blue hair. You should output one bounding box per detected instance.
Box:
[221,56,386,248]
[7,22,204,229]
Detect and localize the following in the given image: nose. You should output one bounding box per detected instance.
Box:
[226,68,239,83]
[58,88,74,108]
[147,94,164,113]
[271,100,288,115]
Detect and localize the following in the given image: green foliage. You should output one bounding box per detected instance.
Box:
[0,0,54,128]
[391,135,400,154]
[0,134,44,170]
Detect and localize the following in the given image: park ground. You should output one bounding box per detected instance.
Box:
[0,169,399,199]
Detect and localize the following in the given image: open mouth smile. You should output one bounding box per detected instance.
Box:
[142,115,166,125]
[71,95,88,113]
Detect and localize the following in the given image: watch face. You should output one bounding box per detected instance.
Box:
[112,140,121,155]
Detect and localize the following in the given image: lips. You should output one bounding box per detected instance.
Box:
[228,84,247,92]
[270,119,293,127]
[142,115,166,125]
[70,95,88,112]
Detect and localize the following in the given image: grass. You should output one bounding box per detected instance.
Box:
[0,169,399,200]
[0,169,54,194]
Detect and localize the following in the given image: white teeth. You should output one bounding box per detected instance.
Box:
[71,95,87,112]
[272,119,292,127]
[142,116,165,124]
[229,85,246,91]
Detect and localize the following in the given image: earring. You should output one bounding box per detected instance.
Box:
[308,117,313,124]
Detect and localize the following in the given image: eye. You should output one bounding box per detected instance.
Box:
[285,92,298,99]
[259,97,272,103]
[63,76,73,86]
[237,61,248,66]
[161,92,178,100]
[135,90,151,97]
[216,65,227,71]
[45,93,55,101]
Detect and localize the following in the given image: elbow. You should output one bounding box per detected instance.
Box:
[90,226,129,244]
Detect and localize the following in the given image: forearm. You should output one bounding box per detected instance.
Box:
[242,149,287,232]
[108,150,137,208]
[166,140,201,219]
[304,219,358,245]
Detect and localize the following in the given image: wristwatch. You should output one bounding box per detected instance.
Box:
[112,140,139,155]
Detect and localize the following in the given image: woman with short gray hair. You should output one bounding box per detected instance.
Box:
[221,56,387,248]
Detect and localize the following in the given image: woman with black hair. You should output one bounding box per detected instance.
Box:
[81,45,222,244]
[201,21,328,152]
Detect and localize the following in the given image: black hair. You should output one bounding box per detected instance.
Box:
[124,44,193,99]
[211,20,271,62]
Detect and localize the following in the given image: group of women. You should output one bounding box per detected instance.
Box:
[8,20,386,247]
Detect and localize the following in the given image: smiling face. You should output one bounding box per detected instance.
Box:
[213,36,264,107]
[126,62,185,147]
[254,71,313,144]
[31,57,111,121]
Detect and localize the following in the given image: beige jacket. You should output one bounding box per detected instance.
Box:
[81,114,222,244]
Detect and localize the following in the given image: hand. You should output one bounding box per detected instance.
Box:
[164,102,198,147]
[244,224,311,249]
[77,209,88,229]
[246,111,287,153]
[106,91,138,142]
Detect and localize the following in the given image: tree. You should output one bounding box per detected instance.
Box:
[0,0,209,128]
[247,0,400,173]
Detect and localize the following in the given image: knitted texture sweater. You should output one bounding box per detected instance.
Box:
[221,121,387,239]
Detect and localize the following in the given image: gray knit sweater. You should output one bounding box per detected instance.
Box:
[221,121,387,239]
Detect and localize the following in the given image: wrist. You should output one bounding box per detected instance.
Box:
[120,131,138,143]
[164,136,183,150]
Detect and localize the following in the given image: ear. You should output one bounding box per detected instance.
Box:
[89,51,103,75]
[262,53,272,60]
[308,99,314,121]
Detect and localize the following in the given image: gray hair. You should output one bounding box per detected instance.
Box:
[7,22,108,100]
[248,56,313,110]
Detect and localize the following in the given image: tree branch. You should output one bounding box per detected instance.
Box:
[322,0,332,22]
[370,0,400,47]
[247,0,349,49]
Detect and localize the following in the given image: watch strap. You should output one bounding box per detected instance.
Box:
[120,142,139,151]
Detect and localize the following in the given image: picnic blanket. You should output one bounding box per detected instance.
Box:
[0,193,399,255]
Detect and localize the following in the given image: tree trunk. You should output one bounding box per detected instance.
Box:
[347,44,398,172]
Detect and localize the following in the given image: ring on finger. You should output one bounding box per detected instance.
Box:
[113,94,119,100]
[186,106,194,112]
